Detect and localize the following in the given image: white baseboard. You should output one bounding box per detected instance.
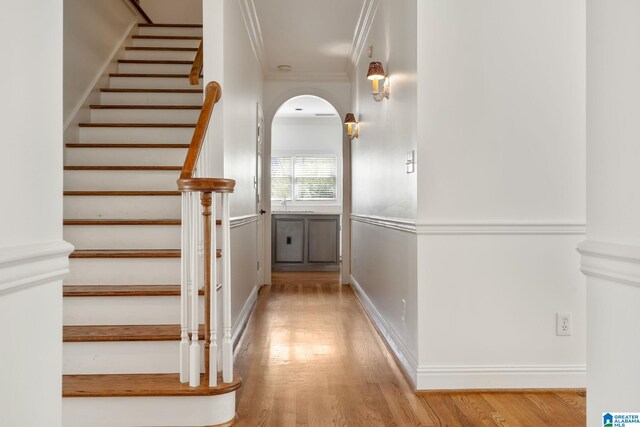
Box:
[232,284,260,357]
[349,275,418,388]
[0,240,75,295]
[415,364,586,391]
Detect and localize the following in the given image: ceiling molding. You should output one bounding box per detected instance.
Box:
[346,0,381,78]
[237,0,269,76]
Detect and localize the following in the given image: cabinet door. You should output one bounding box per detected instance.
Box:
[274,219,305,263]
[307,218,338,263]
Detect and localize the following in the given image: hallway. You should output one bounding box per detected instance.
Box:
[234,273,586,426]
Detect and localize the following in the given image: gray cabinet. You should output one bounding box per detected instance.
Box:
[272,214,340,271]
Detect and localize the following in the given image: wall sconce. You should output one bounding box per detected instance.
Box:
[367,61,390,102]
[344,113,359,141]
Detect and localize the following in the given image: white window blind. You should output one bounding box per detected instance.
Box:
[294,155,337,200]
[271,156,293,200]
[271,154,338,201]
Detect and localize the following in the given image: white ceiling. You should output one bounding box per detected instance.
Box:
[274,95,339,119]
[252,0,367,81]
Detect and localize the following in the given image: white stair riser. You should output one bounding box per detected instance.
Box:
[137,27,203,37]
[64,170,179,191]
[63,341,203,374]
[118,62,192,74]
[100,91,202,106]
[109,76,201,90]
[63,296,204,325]
[79,127,194,143]
[67,258,180,284]
[123,49,197,61]
[63,394,235,427]
[64,224,180,249]
[64,195,181,219]
[90,108,199,124]
[65,147,187,166]
[132,38,201,48]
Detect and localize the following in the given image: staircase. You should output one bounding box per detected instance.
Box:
[62,23,239,427]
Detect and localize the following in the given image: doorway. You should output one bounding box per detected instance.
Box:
[266,95,345,276]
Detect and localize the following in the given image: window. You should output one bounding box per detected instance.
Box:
[271,154,337,201]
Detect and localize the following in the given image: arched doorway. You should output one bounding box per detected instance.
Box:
[263,94,350,283]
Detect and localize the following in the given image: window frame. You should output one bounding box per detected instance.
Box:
[270,152,340,204]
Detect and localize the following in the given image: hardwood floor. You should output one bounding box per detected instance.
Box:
[234,272,586,426]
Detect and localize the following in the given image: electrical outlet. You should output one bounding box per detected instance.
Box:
[402,299,406,322]
[556,312,572,336]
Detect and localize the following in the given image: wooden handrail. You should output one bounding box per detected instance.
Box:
[128,0,153,24]
[180,81,222,180]
[189,41,204,86]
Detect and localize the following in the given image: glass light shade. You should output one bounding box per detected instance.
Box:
[344,113,357,125]
[367,62,385,80]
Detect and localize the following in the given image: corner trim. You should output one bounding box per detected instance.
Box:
[350,213,416,234]
[415,364,586,391]
[578,240,640,289]
[0,241,75,295]
[350,275,418,388]
[230,214,258,229]
[416,221,586,235]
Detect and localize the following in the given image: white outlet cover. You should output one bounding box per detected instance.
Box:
[556,312,572,336]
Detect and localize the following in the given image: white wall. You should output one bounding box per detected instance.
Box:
[583,0,640,424]
[271,116,343,212]
[64,0,138,129]
[140,0,202,24]
[415,0,586,390]
[203,0,263,320]
[0,1,72,426]
[348,0,419,382]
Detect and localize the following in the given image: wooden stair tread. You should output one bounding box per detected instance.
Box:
[63,285,203,297]
[78,123,196,128]
[100,88,202,93]
[125,47,198,52]
[71,250,180,258]
[69,249,221,258]
[64,190,180,196]
[138,23,203,28]
[89,105,201,110]
[118,60,193,64]
[132,35,202,40]
[64,166,181,171]
[63,219,221,225]
[64,219,181,225]
[63,373,240,398]
[109,73,196,78]
[63,324,202,342]
[65,143,190,148]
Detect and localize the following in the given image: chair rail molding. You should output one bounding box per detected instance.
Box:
[230,214,258,229]
[578,240,640,289]
[350,213,416,234]
[415,220,586,235]
[0,241,75,295]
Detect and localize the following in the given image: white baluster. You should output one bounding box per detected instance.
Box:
[180,193,190,383]
[221,192,233,383]
[189,191,201,387]
[209,193,218,387]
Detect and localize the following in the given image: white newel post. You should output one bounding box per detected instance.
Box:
[180,193,190,383]
[209,194,218,387]
[221,192,233,383]
[189,189,201,387]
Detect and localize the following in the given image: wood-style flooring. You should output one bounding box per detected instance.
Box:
[234,272,586,426]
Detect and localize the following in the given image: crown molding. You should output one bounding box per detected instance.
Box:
[237,0,268,76]
[346,0,381,78]
[264,70,350,83]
